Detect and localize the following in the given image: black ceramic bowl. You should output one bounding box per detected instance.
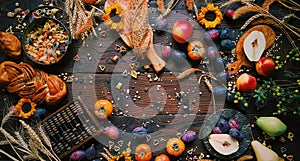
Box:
[22,17,71,65]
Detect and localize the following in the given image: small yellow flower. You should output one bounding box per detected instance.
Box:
[102,3,124,31]
[15,98,36,119]
[198,3,223,29]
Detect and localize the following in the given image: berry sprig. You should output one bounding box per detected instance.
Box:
[274,47,300,70]
[230,91,249,111]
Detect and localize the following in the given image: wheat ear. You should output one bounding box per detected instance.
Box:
[1,128,25,161]
[19,120,42,148]
[38,126,60,161]
[1,110,14,127]
[38,126,51,147]
[241,13,265,29]
[0,127,18,144]
[28,139,40,160]
[233,5,266,20]
[14,132,29,150]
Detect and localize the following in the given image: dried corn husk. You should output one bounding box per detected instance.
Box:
[105,0,166,72]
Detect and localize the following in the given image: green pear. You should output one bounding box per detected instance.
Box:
[251,140,279,161]
[256,117,287,137]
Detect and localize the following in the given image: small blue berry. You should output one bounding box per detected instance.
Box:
[85,146,96,160]
[219,28,231,39]
[181,130,197,142]
[217,118,230,133]
[133,127,147,138]
[220,39,235,51]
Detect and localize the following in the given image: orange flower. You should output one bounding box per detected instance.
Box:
[102,3,124,31]
[198,3,223,29]
[15,98,36,119]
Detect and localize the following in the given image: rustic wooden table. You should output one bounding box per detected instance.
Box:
[0,0,299,161]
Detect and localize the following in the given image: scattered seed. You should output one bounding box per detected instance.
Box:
[7,12,15,18]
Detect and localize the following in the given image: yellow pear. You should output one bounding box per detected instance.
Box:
[251,140,279,161]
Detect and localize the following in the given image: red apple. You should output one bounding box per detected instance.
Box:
[172,20,193,43]
[236,73,257,92]
[256,57,275,77]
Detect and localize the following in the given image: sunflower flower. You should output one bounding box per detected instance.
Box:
[198,3,223,29]
[102,3,124,31]
[15,98,36,119]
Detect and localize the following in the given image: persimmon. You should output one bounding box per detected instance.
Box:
[166,138,185,157]
[94,99,113,119]
[187,41,205,60]
[135,144,152,161]
[154,154,170,161]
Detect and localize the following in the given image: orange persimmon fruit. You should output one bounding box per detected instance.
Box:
[166,138,185,157]
[94,99,113,119]
[135,144,152,161]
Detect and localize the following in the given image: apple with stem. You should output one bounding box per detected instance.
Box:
[172,20,193,43]
[256,57,275,77]
[236,73,257,92]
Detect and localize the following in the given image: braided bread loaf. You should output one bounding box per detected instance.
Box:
[0,61,67,105]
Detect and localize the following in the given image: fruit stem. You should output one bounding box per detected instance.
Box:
[250,132,255,141]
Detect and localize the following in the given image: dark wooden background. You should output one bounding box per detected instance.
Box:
[0,0,300,160]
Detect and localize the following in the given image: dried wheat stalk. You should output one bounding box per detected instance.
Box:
[0,149,19,161]
[241,13,265,29]
[19,120,42,148]
[28,139,40,160]
[220,0,255,8]
[157,0,178,20]
[1,110,13,127]
[278,0,300,11]
[233,5,266,19]
[0,140,9,145]
[157,0,165,12]
[250,17,280,28]
[186,0,194,11]
[0,127,18,144]
[193,2,199,19]
[38,126,51,147]
[65,0,96,40]
[14,132,29,150]
[38,125,60,160]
